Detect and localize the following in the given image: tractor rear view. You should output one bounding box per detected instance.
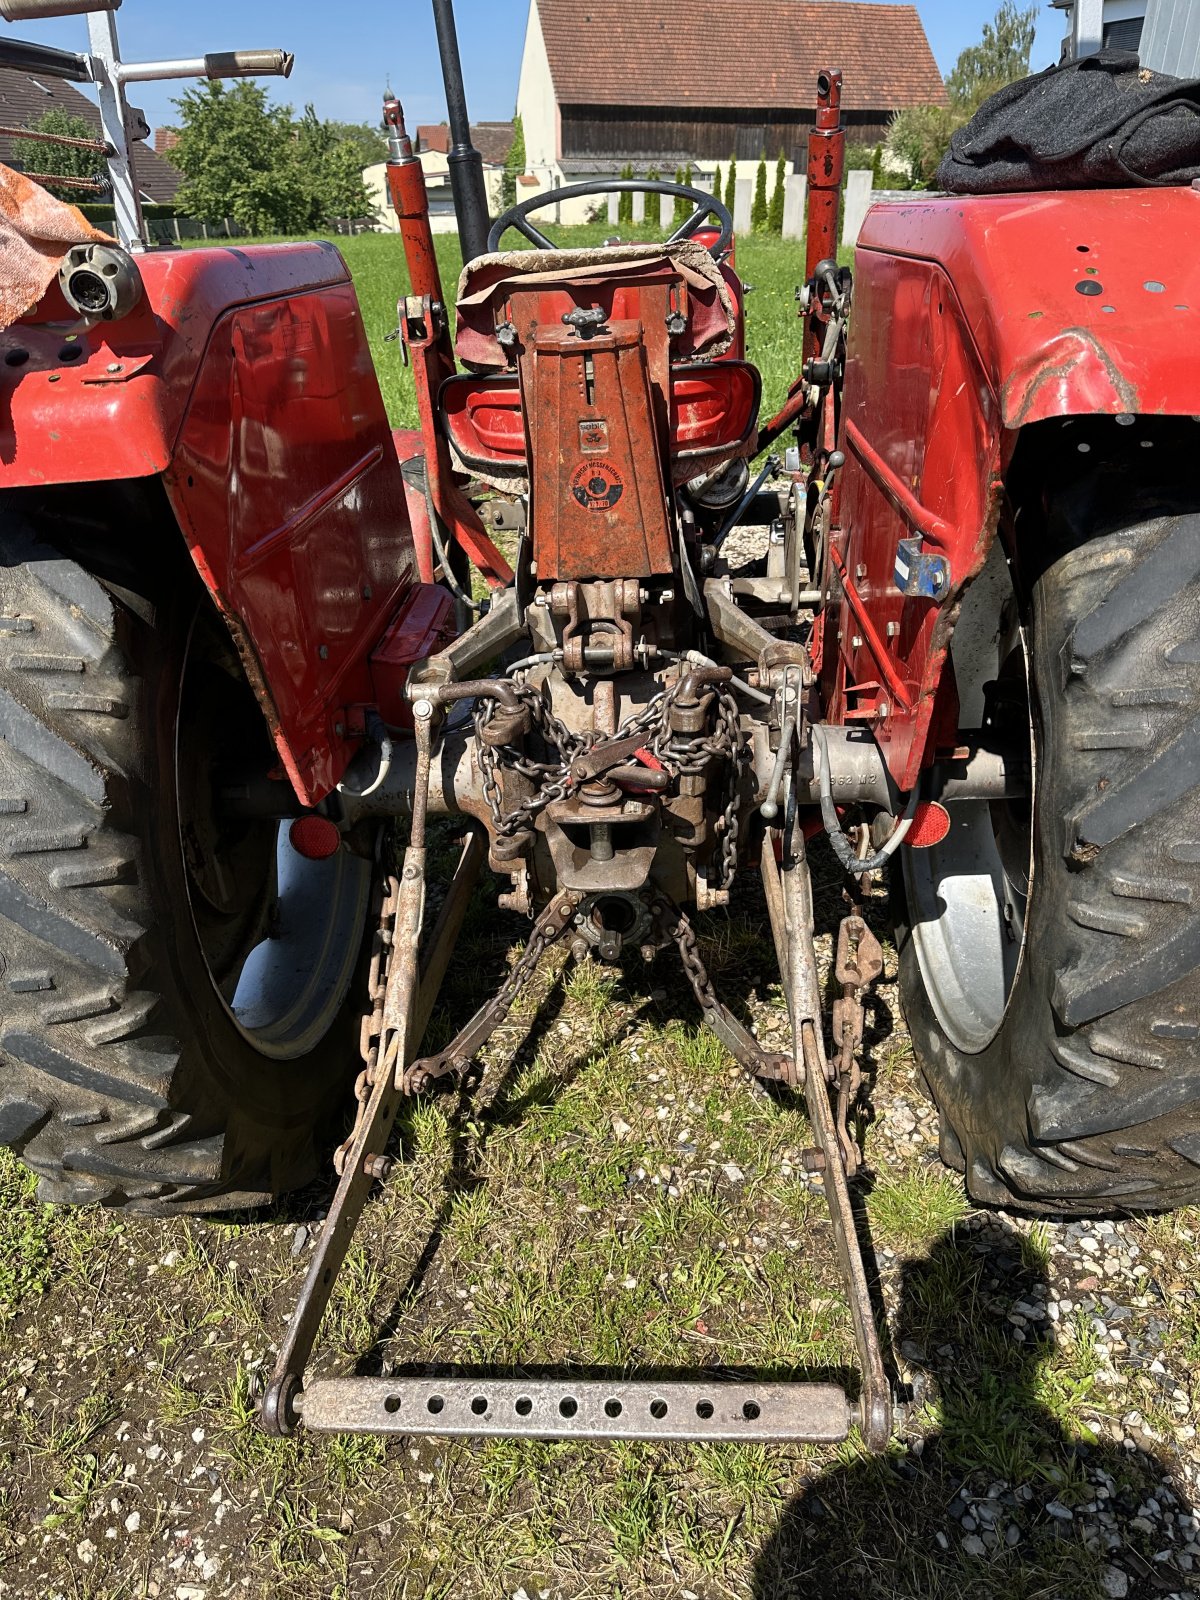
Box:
[0,0,1198,1452]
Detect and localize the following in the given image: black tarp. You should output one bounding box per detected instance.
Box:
[936,50,1200,193]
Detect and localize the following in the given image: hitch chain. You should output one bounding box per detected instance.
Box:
[830,914,884,1178]
[334,873,401,1177]
[659,894,795,1086]
[402,889,581,1094]
[335,885,582,1170]
[475,675,748,887]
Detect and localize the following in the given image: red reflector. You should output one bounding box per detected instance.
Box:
[289,815,341,860]
[907,802,952,849]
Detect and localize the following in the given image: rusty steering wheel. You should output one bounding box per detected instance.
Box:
[487,177,733,259]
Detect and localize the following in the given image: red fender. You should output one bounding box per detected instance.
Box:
[0,243,446,806]
[826,188,1200,791]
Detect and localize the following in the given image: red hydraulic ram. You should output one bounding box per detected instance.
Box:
[806,67,846,287]
[383,93,449,319]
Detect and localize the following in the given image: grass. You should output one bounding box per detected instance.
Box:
[1,870,1195,1597]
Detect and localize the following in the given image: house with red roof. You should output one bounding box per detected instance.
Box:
[515,0,945,220]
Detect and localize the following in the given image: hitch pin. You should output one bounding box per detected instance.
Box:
[761,672,800,822]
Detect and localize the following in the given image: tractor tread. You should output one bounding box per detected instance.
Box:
[0,512,363,1212]
[902,491,1200,1212]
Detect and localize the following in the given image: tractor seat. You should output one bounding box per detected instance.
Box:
[447,240,760,492]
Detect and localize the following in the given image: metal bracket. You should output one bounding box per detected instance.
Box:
[894,536,949,601]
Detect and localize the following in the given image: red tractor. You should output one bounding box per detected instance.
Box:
[0,0,1197,1448]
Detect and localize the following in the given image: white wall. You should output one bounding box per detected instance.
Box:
[362,157,505,236]
[516,0,558,178]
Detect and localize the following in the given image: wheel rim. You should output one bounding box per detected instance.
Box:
[176,610,372,1061]
[903,538,1034,1054]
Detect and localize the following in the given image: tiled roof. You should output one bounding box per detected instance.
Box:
[0,66,182,204]
[416,121,515,165]
[537,0,946,111]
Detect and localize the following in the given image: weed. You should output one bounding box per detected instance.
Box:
[868,1166,970,1250]
[0,1152,54,1318]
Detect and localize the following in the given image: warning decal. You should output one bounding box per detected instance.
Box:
[570,461,625,511]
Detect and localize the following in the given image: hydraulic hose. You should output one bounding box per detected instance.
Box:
[337,709,394,800]
[813,726,916,875]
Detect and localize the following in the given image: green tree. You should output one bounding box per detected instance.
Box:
[750,153,768,232]
[618,162,634,225]
[12,109,104,205]
[294,104,371,222]
[946,1,1038,110]
[173,80,306,233]
[500,112,525,210]
[673,162,692,225]
[723,154,736,215]
[324,120,388,167]
[888,105,960,187]
[871,143,884,186]
[317,136,372,220]
[713,162,722,201]
[767,150,785,234]
[174,85,373,233]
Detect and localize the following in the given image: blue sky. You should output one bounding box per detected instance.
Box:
[8,1,1065,135]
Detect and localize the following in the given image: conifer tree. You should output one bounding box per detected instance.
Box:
[751,153,768,232]
[767,150,786,233]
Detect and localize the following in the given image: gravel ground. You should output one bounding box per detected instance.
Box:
[1,852,1198,1599]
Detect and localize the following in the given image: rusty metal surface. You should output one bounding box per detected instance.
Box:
[525,318,675,582]
[298,1376,851,1444]
[260,710,436,1437]
[761,824,893,1452]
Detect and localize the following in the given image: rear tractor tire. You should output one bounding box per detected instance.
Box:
[900,488,1200,1213]
[0,503,374,1211]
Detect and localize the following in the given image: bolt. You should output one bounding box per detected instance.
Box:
[800,1148,827,1174]
[363,1153,394,1181]
[106,362,122,374]
[855,563,867,580]
[851,635,863,650]
[334,721,345,737]
[412,698,433,721]
[362,585,373,601]
[640,942,657,964]
[886,621,900,638]
[318,644,329,660]
[570,936,590,962]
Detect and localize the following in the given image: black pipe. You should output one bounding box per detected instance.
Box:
[0,36,89,79]
[430,0,491,264]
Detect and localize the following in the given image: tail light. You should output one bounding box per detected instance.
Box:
[441,361,759,471]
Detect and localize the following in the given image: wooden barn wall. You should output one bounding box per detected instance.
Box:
[561,106,890,160]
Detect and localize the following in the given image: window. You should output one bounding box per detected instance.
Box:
[1105,18,1144,50]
